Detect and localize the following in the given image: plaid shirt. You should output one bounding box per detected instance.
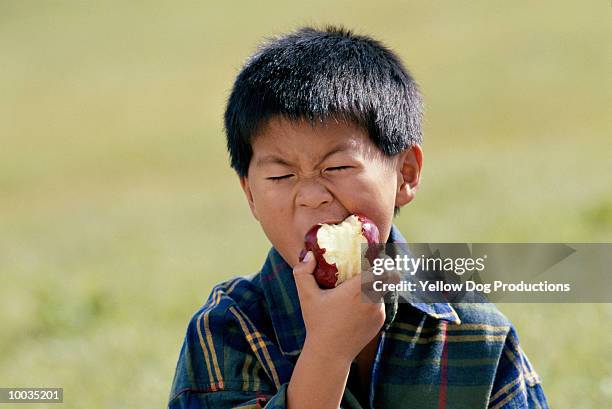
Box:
[168,226,549,408]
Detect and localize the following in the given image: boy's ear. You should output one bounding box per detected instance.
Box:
[239,176,259,221]
[395,144,423,208]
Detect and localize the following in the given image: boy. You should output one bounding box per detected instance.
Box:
[168,26,549,408]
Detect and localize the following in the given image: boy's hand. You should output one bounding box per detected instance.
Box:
[293,251,396,364]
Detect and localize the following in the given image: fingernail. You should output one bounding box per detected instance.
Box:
[298,249,307,262]
[303,251,313,262]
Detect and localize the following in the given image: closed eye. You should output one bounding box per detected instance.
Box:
[266,174,294,182]
[326,166,352,172]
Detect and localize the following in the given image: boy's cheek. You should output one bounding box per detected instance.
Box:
[335,194,395,241]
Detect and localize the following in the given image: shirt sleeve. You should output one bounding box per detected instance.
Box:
[487,326,549,409]
[168,290,289,409]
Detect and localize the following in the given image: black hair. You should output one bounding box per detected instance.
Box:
[224,25,423,178]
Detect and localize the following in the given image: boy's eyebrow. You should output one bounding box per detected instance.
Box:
[255,155,292,167]
[255,145,352,168]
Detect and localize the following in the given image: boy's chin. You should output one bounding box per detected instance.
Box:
[274,244,303,268]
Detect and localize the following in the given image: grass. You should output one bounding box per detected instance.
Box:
[1,1,611,408]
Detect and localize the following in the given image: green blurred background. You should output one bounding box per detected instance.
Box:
[1,1,611,408]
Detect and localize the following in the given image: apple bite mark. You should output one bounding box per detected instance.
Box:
[304,214,380,289]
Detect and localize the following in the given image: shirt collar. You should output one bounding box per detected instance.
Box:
[259,224,461,362]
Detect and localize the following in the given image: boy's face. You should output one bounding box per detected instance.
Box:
[240,116,422,268]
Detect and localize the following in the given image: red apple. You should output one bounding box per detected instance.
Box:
[302,214,380,289]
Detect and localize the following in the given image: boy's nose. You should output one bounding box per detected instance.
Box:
[295,178,333,209]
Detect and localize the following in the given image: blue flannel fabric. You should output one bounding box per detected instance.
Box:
[168,225,549,408]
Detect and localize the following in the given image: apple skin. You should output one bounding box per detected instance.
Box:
[302,214,380,289]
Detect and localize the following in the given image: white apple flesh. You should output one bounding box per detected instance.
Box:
[302,214,380,289]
